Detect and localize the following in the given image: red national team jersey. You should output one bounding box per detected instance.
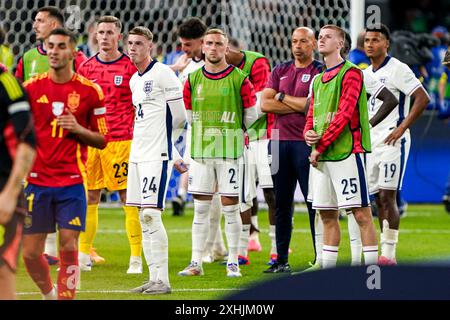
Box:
[24,73,108,187]
[77,53,137,141]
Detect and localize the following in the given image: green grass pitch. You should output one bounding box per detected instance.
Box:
[15,204,450,300]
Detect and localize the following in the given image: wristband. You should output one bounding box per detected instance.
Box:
[278,92,285,102]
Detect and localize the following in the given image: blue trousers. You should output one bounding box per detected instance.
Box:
[270,140,316,264]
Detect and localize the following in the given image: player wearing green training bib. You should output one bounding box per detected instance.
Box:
[178,29,258,279]
[304,25,378,270]
[15,6,86,82]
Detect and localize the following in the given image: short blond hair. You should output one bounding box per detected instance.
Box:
[321,24,346,41]
[128,26,153,41]
[205,28,228,39]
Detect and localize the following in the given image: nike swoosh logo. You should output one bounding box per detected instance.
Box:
[233,186,239,190]
[384,180,393,183]
[345,196,356,201]
[118,179,126,184]
[280,76,288,80]
[143,195,152,199]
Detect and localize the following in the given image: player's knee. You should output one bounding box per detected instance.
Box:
[263,188,276,207]
[222,204,240,224]
[353,210,373,227]
[119,189,127,204]
[141,208,162,225]
[378,190,396,208]
[193,199,211,223]
[320,211,339,225]
[221,196,238,206]
[88,190,101,204]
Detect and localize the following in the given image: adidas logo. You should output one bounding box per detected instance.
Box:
[60,290,72,298]
[68,217,82,227]
[37,95,49,103]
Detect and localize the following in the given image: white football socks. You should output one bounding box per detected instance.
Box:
[192,199,211,265]
[347,213,363,266]
[363,245,379,265]
[381,220,398,260]
[269,224,277,255]
[141,208,169,286]
[314,213,323,266]
[203,194,222,258]
[222,204,242,266]
[44,232,58,257]
[250,215,260,242]
[238,224,251,258]
[322,245,339,269]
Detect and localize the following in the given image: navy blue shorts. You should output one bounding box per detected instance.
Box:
[23,183,87,234]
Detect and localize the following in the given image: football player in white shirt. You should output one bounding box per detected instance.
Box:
[170,18,206,216]
[126,26,187,295]
[364,24,430,265]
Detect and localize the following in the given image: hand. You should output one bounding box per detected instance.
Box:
[304,130,321,146]
[0,190,17,225]
[309,149,321,168]
[384,125,406,146]
[172,54,191,72]
[174,159,188,174]
[57,110,81,134]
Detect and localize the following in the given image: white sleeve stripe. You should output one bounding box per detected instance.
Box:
[8,101,30,114]
[406,84,423,97]
[94,107,106,115]
[167,97,183,103]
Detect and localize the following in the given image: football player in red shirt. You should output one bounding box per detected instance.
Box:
[15,6,88,267]
[22,28,108,300]
[76,16,141,273]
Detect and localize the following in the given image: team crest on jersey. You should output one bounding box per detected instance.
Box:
[24,214,32,229]
[68,92,80,112]
[52,101,65,116]
[379,77,387,84]
[114,75,123,86]
[301,74,311,82]
[144,80,153,95]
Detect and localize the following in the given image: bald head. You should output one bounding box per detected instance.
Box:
[293,27,315,40]
[291,27,316,64]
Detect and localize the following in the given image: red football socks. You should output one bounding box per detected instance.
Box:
[57,250,79,300]
[23,254,53,295]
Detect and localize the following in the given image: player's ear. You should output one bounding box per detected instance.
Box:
[149,41,154,54]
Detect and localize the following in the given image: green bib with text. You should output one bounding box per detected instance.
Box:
[312,60,371,161]
[190,66,247,159]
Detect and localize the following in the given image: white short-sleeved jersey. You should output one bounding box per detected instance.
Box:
[129,60,183,162]
[178,57,204,162]
[178,57,205,85]
[363,68,385,98]
[366,56,424,142]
